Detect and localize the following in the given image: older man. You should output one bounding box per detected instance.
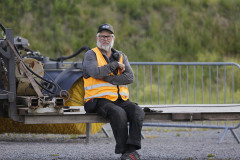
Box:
[83,23,145,160]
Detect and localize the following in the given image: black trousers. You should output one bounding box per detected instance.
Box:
[96,98,145,154]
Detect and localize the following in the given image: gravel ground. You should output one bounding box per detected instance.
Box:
[1,124,240,160]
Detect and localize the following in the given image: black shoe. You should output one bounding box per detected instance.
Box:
[120,151,140,160]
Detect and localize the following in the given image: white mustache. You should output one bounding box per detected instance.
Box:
[97,39,114,52]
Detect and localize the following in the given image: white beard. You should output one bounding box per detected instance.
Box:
[97,39,114,52]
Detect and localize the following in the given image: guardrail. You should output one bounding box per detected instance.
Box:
[129,62,240,143]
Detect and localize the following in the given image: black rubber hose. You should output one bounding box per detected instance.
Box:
[14,45,55,86]
[13,44,58,94]
[50,46,91,61]
[22,47,34,53]
[0,23,6,33]
[34,78,55,94]
[23,62,58,93]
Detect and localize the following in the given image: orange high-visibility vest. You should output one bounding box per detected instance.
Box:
[83,47,129,102]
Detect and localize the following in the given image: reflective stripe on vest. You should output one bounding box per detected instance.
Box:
[84,92,118,100]
[84,83,128,91]
[83,47,129,102]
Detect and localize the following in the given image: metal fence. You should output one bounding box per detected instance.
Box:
[129,62,240,143]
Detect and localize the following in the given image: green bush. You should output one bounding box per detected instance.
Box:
[1,0,240,62]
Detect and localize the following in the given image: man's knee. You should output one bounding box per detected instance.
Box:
[109,107,128,125]
[135,106,145,121]
[128,103,145,121]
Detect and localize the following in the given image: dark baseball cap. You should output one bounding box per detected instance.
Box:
[97,23,114,34]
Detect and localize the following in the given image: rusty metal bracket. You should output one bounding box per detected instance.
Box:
[17,96,39,109]
[17,96,64,114]
[55,98,64,109]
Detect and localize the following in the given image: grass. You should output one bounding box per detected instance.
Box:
[208,154,215,158]
[70,134,79,139]
[145,135,159,139]
[176,133,181,137]
[1,0,240,63]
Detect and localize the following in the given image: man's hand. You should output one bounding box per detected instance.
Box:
[118,62,125,73]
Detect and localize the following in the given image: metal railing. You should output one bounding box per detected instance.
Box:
[129,62,240,143]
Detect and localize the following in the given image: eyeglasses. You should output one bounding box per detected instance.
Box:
[98,35,113,40]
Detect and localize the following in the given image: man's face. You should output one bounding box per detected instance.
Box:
[97,30,114,52]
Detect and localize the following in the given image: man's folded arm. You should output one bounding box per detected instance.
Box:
[83,50,119,79]
[103,54,134,85]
